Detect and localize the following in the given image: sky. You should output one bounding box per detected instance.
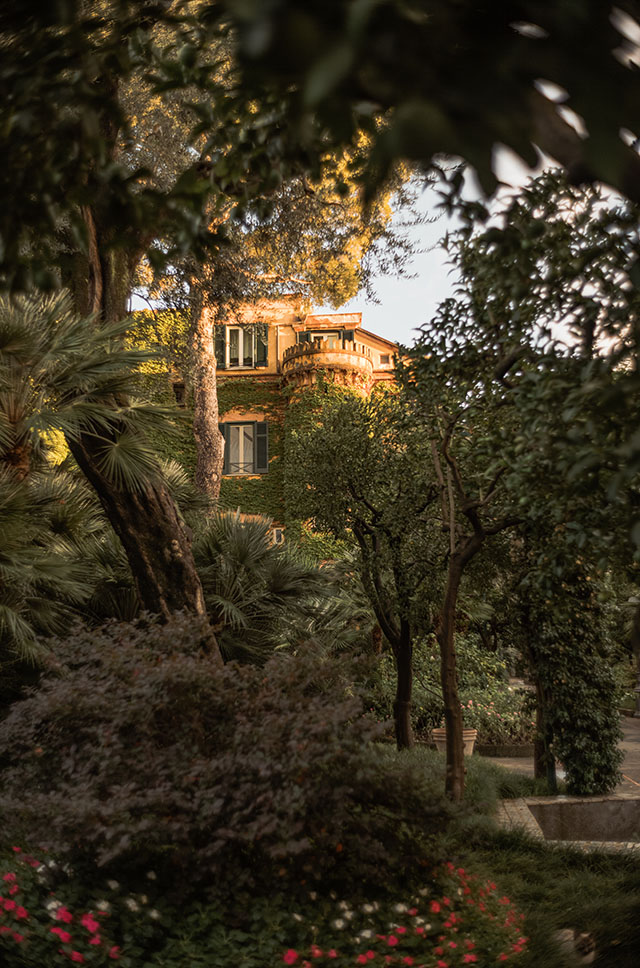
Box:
[323,149,548,349]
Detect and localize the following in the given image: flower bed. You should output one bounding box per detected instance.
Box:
[281,864,528,967]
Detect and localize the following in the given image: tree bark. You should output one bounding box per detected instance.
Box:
[436,536,482,801]
[393,619,414,750]
[191,294,225,502]
[64,211,218,650]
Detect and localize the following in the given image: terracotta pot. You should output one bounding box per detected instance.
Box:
[431,727,478,755]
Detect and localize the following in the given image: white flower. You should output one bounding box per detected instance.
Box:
[308,892,317,901]
[146,871,157,881]
[330,891,337,900]
[139,895,148,905]
[96,901,111,913]
[362,903,374,914]
[149,909,161,920]
[361,929,373,939]
[344,910,354,920]
[338,900,350,910]
[292,913,303,922]
[418,888,429,897]
[125,898,139,912]
[394,903,408,913]
[107,880,119,891]
[332,919,346,930]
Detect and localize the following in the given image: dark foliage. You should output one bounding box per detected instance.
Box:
[0,614,451,898]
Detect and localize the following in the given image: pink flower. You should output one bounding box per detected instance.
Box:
[415,927,425,935]
[430,900,441,913]
[387,935,399,947]
[442,897,451,907]
[0,926,10,935]
[448,942,457,949]
[51,927,72,943]
[12,932,24,942]
[327,951,337,959]
[397,926,407,935]
[437,962,448,968]
[15,907,28,919]
[408,907,418,916]
[57,906,73,923]
[4,899,16,911]
[2,873,16,882]
[283,951,298,965]
[81,913,100,933]
[310,945,323,957]
[89,937,102,946]
[402,959,414,966]
[8,885,18,896]
[11,847,21,853]
[70,953,85,963]
[366,953,375,961]
[108,947,121,960]
[357,957,368,965]
[498,955,508,962]
[463,957,477,964]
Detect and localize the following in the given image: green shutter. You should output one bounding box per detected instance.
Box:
[297,331,310,343]
[214,326,226,369]
[255,322,268,366]
[219,424,229,474]
[254,422,268,473]
[343,329,355,344]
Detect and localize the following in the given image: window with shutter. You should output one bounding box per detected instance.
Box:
[220,422,269,475]
[214,326,226,369]
[255,323,268,366]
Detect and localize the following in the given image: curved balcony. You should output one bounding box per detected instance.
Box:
[281,338,374,394]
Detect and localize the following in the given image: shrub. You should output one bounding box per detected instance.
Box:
[0,615,451,899]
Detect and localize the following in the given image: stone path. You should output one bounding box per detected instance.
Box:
[486,715,640,795]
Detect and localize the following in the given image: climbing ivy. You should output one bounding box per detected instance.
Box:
[218,378,286,521]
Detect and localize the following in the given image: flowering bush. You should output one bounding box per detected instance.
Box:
[280,864,528,967]
[0,845,171,967]
[0,846,122,966]
[456,691,536,746]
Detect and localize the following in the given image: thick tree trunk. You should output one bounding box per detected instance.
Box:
[64,213,218,650]
[191,296,225,502]
[393,619,414,750]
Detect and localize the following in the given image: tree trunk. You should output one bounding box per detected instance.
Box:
[436,537,482,801]
[393,619,414,750]
[64,213,218,651]
[191,295,225,502]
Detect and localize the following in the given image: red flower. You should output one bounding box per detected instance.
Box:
[12,932,24,942]
[51,927,72,943]
[8,886,18,896]
[357,957,368,965]
[442,898,451,907]
[435,947,444,956]
[108,947,121,960]
[448,942,457,949]
[15,907,28,920]
[81,913,100,933]
[327,952,337,960]
[430,901,441,913]
[57,906,73,923]
[388,935,399,947]
[437,962,448,968]
[283,950,298,965]
[408,908,418,916]
[4,900,16,912]
[498,956,508,962]
[397,926,407,934]
[310,945,323,957]
[2,873,16,882]
[465,940,475,949]
[366,953,375,961]
[402,958,414,965]
[463,956,477,964]
[70,953,85,963]
[0,926,10,935]
[415,927,425,936]
[11,847,21,853]
[89,937,102,946]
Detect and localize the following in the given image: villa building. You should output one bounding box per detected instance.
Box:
[212,299,397,511]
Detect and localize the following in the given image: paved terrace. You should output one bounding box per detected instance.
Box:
[489,715,640,794]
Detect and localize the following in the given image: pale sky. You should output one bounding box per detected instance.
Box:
[328,149,549,348]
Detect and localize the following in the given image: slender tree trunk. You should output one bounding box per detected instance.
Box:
[436,554,466,801]
[393,619,414,750]
[64,213,218,650]
[191,294,225,501]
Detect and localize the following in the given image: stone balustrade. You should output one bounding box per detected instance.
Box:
[281,338,374,393]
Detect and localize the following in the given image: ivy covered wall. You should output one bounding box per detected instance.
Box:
[218,377,286,522]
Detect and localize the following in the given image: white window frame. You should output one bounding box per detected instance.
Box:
[227,326,254,368]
